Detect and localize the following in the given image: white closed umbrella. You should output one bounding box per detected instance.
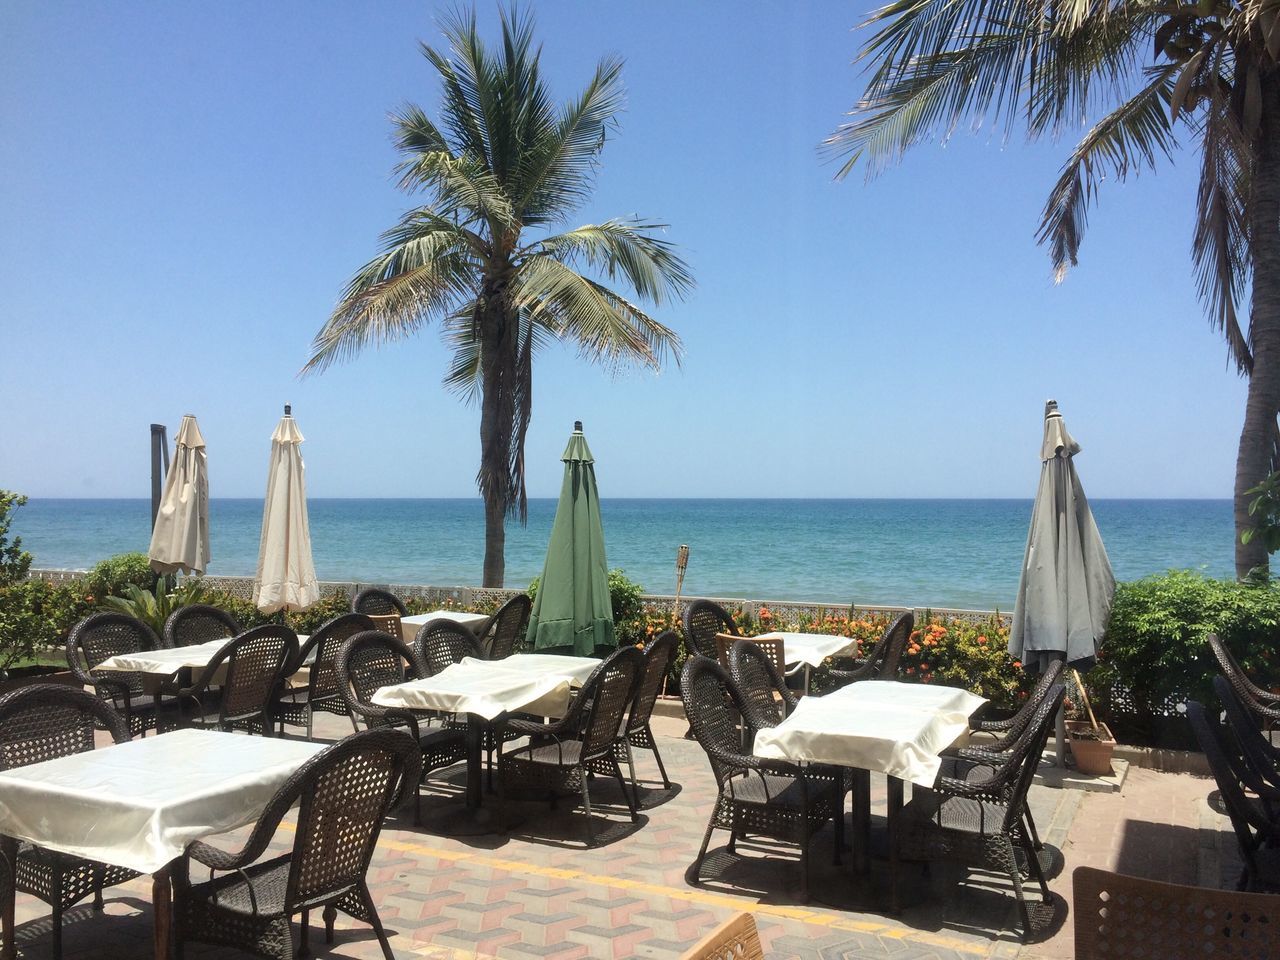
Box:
[147,415,210,576]
[253,405,319,613]
[1009,400,1115,763]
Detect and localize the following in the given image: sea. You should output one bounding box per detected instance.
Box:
[11,498,1235,611]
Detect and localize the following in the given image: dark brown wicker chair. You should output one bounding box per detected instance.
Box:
[587,630,680,790]
[479,594,532,660]
[727,637,798,733]
[969,659,1064,741]
[0,685,138,960]
[415,619,482,676]
[895,683,1064,939]
[351,588,407,617]
[1209,633,1280,730]
[681,656,842,901]
[682,600,739,661]
[1072,865,1280,958]
[825,611,913,689]
[172,727,421,960]
[497,647,644,846]
[1212,674,1280,817]
[176,625,298,736]
[1188,699,1280,891]
[163,604,241,648]
[273,613,375,738]
[65,611,172,737]
[335,631,467,822]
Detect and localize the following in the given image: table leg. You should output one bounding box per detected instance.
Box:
[887,777,903,914]
[1,836,16,960]
[465,717,484,810]
[853,769,871,872]
[152,865,172,960]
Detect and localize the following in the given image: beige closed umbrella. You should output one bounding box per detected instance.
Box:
[253,405,319,613]
[147,414,210,576]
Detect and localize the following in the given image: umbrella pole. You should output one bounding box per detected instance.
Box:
[149,423,168,531]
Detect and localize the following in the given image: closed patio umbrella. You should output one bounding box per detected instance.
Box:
[147,414,210,576]
[526,421,615,656]
[1009,400,1115,762]
[253,405,319,613]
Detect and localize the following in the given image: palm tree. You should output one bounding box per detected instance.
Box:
[304,9,692,586]
[830,0,1280,578]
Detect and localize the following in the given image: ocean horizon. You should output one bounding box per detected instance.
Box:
[13,497,1235,611]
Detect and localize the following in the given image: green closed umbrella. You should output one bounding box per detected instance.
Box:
[526,421,615,656]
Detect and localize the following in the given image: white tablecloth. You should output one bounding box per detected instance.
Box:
[96,639,229,675]
[755,631,858,668]
[372,654,599,721]
[753,682,988,788]
[0,729,325,873]
[400,611,491,643]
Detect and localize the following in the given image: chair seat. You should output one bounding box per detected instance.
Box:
[418,726,468,770]
[728,772,839,809]
[901,791,1011,837]
[184,855,295,918]
[505,739,586,768]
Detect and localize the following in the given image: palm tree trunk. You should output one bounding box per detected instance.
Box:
[478,277,519,587]
[1236,75,1280,579]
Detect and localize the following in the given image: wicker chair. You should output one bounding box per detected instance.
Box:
[163,604,241,648]
[497,647,644,846]
[1209,633,1280,730]
[895,683,1064,938]
[587,630,680,790]
[414,619,482,676]
[681,656,842,901]
[0,685,138,960]
[679,911,764,960]
[335,631,467,822]
[65,611,172,737]
[479,593,532,660]
[727,637,798,733]
[825,611,912,689]
[683,600,739,661]
[352,589,407,642]
[1187,699,1280,891]
[1073,865,1280,958]
[273,613,374,738]
[176,625,298,736]
[1212,674,1280,817]
[172,727,421,960]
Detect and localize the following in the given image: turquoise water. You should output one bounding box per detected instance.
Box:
[14,498,1234,610]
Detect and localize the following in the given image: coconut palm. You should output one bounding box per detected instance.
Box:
[830,0,1280,577]
[304,9,692,586]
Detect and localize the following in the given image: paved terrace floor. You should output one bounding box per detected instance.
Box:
[8,712,1242,960]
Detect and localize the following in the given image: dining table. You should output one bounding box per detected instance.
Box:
[752,679,987,909]
[372,653,598,824]
[0,728,324,960]
[399,610,490,645]
[752,630,860,691]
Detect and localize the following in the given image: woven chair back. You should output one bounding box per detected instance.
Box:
[873,611,913,679]
[215,625,297,722]
[351,588,407,618]
[683,600,738,660]
[416,620,480,676]
[1212,674,1280,801]
[484,594,532,660]
[1209,633,1277,725]
[367,613,403,642]
[679,910,764,960]
[628,631,679,735]
[68,612,164,698]
[681,656,751,785]
[727,638,794,730]
[1073,866,1280,958]
[302,613,376,701]
[0,684,130,770]
[273,728,421,911]
[164,604,240,648]
[1188,699,1268,881]
[339,631,415,715]
[991,659,1065,747]
[577,646,644,759]
[998,683,1065,830]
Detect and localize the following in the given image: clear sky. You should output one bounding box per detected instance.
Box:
[0,1,1244,501]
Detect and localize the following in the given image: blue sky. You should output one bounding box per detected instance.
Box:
[0,1,1244,501]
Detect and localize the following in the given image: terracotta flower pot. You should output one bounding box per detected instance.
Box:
[1066,719,1116,776]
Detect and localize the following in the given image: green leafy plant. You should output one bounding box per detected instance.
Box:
[100,579,207,636]
[1241,471,1280,579]
[85,553,157,600]
[0,490,32,586]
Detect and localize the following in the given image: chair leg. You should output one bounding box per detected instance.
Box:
[611,759,638,822]
[1023,807,1043,853]
[692,814,717,883]
[358,882,396,960]
[580,775,596,846]
[624,742,637,790]
[50,870,63,960]
[93,863,105,909]
[799,830,810,904]
[298,907,310,958]
[323,905,337,944]
[648,727,672,789]
[833,802,844,866]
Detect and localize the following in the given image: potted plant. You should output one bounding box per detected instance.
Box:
[1066,669,1116,775]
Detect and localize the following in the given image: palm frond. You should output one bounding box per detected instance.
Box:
[1038,63,1180,281]
[523,219,694,305]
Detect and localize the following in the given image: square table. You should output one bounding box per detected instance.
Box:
[373,653,598,811]
[0,729,324,960]
[753,680,987,908]
[754,631,859,691]
[400,610,490,644]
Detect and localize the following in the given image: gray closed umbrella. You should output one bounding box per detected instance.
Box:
[1009,400,1115,674]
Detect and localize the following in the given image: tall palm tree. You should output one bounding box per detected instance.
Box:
[304,9,692,587]
[830,0,1280,578]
